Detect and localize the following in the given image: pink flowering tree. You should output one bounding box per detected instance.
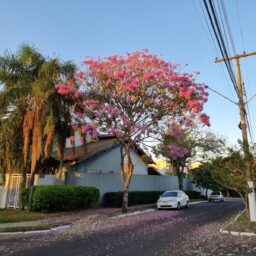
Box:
[56,50,209,212]
[157,122,193,190]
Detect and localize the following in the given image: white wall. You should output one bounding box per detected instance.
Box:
[71,146,148,175]
[67,173,194,202]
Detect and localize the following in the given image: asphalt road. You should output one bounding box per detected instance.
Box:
[1,199,256,256]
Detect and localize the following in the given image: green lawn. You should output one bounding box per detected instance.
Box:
[0,224,54,232]
[0,209,57,223]
[227,211,256,233]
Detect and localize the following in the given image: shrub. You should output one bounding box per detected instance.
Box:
[20,188,30,210]
[104,190,208,207]
[31,185,99,212]
[184,190,206,199]
[104,191,165,207]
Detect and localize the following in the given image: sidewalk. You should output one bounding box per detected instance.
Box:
[0,204,157,230]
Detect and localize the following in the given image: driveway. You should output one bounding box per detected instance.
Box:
[1,199,255,256]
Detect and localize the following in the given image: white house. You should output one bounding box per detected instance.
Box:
[53,135,158,177]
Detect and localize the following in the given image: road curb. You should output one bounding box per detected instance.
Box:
[112,201,207,219]
[189,200,207,205]
[219,210,256,237]
[112,209,156,219]
[0,224,71,235]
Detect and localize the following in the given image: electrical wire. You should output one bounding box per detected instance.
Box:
[220,0,237,55]
[203,0,239,97]
[207,86,238,105]
[192,0,237,105]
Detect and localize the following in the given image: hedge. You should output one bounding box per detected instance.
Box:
[184,190,207,200]
[104,190,207,207]
[20,185,99,212]
[104,191,165,207]
[20,187,30,210]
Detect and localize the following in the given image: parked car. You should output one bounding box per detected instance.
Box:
[157,190,189,210]
[209,191,224,202]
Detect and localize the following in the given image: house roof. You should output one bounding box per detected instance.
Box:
[53,137,117,162]
[53,134,155,165]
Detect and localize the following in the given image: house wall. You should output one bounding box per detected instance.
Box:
[67,172,194,202]
[70,146,148,175]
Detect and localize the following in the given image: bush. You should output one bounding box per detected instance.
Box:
[184,190,206,200]
[27,185,99,212]
[104,191,165,207]
[20,188,30,209]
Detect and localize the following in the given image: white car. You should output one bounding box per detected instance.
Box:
[157,190,189,210]
[209,191,224,202]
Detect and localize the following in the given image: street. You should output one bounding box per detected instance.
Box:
[1,199,255,256]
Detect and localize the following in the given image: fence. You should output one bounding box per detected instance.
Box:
[67,172,197,202]
[0,174,56,209]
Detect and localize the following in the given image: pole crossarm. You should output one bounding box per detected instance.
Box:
[215,51,256,63]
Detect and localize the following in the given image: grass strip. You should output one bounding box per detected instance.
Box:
[0,224,55,233]
[227,211,256,233]
[0,209,58,223]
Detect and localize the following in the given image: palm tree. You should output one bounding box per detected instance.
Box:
[0,44,75,209]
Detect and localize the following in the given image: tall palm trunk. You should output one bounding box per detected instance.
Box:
[28,109,43,210]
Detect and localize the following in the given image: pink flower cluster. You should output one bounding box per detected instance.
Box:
[165,144,190,160]
[81,123,98,137]
[200,114,210,126]
[102,104,120,117]
[55,84,75,95]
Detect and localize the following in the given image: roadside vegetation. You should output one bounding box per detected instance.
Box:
[227,211,256,233]
[0,208,57,223]
[0,224,55,233]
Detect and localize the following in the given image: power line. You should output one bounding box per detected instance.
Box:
[207,86,238,105]
[202,0,239,97]
[193,0,237,105]
[220,0,237,55]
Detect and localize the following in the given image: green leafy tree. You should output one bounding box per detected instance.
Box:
[189,167,220,197]
[0,44,75,209]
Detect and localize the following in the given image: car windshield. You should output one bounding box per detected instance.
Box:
[211,191,221,195]
[162,191,178,197]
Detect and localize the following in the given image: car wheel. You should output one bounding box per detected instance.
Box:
[177,202,181,210]
[186,201,189,209]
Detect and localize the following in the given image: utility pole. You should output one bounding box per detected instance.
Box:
[216,51,256,222]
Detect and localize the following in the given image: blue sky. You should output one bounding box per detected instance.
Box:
[1,0,256,145]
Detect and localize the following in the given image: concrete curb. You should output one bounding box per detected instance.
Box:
[189,200,207,205]
[112,209,156,219]
[0,224,71,235]
[112,200,207,219]
[219,210,256,237]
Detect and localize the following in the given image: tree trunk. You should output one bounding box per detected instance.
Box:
[175,164,183,190]
[28,171,35,211]
[20,159,27,189]
[120,144,134,213]
[19,162,27,210]
[178,174,183,190]
[206,188,208,198]
[122,189,129,213]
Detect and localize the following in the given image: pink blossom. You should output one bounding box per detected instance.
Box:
[75,71,85,79]
[200,113,210,126]
[70,136,76,141]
